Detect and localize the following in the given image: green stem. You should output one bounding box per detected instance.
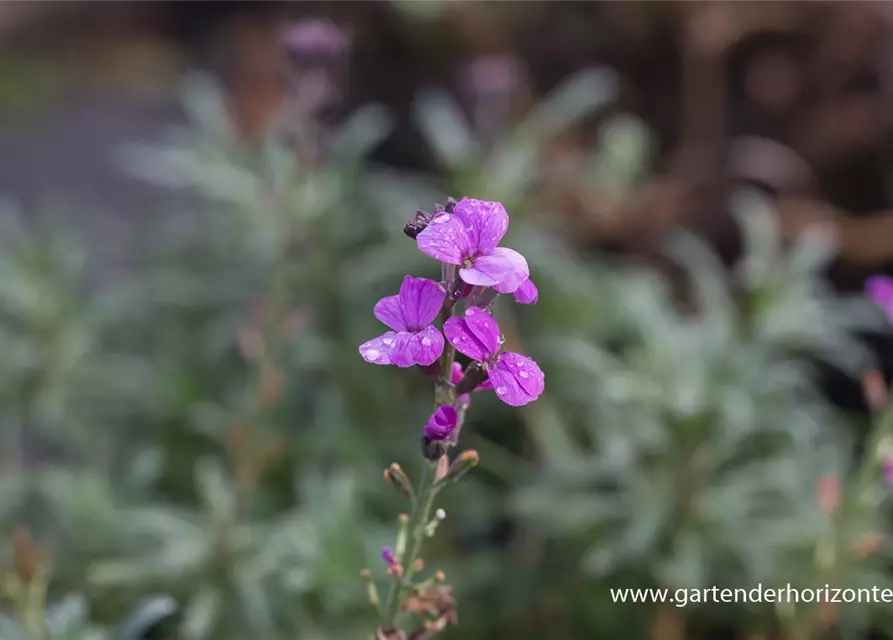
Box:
[384,460,439,624]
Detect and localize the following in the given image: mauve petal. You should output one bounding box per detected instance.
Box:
[453,198,509,255]
[450,362,464,385]
[444,316,491,362]
[373,295,407,332]
[359,331,401,365]
[460,247,529,288]
[512,278,539,304]
[461,306,501,356]
[399,276,446,330]
[417,212,472,264]
[488,352,544,406]
[390,326,444,367]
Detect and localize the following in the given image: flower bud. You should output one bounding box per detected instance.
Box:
[360,569,382,614]
[434,455,449,483]
[404,210,432,239]
[424,405,458,441]
[442,450,479,484]
[384,463,414,500]
[396,513,409,558]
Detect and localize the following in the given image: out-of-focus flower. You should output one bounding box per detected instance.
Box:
[461,54,528,145]
[281,19,350,60]
[866,275,893,322]
[861,369,888,411]
[444,307,544,406]
[417,198,528,293]
[424,405,458,441]
[816,476,840,515]
[360,276,446,367]
[883,459,893,485]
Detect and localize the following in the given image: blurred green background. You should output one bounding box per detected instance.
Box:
[2,1,893,639]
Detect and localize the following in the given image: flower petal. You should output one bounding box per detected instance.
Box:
[460,247,529,289]
[373,295,407,332]
[399,276,446,330]
[495,276,538,304]
[390,326,444,367]
[417,212,472,264]
[424,405,458,440]
[461,306,502,354]
[359,331,401,365]
[444,307,500,361]
[453,198,509,255]
[488,352,544,406]
[444,315,493,362]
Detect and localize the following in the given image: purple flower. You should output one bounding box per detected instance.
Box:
[281,19,350,59]
[444,307,544,407]
[496,277,538,305]
[381,546,397,565]
[424,405,459,441]
[359,276,446,367]
[450,362,492,407]
[867,275,893,323]
[883,459,893,485]
[416,198,529,293]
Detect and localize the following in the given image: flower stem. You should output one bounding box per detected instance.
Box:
[384,459,439,624]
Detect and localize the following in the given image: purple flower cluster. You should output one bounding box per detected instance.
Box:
[359,198,546,441]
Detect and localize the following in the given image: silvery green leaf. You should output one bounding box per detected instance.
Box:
[111,596,177,640]
[331,104,392,163]
[414,89,478,166]
[0,615,29,640]
[194,457,235,520]
[523,67,618,140]
[46,594,89,640]
[180,587,222,640]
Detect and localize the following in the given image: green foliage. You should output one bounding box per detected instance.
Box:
[0,51,888,640]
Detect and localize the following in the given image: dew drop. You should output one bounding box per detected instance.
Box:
[432,214,451,224]
[382,338,394,346]
[465,308,475,316]
[519,371,529,378]
[365,349,381,360]
[453,337,462,344]
[422,337,432,347]
[496,386,507,395]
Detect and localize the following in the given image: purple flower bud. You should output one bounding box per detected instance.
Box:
[424,405,458,441]
[381,546,397,566]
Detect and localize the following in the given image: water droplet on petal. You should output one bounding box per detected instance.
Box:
[519,371,529,378]
[465,308,475,316]
[365,349,381,360]
[496,386,507,395]
[422,337,432,347]
[432,214,451,224]
[382,338,394,346]
[453,337,462,344]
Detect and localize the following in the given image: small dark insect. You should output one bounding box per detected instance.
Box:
[403,198,458,239]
